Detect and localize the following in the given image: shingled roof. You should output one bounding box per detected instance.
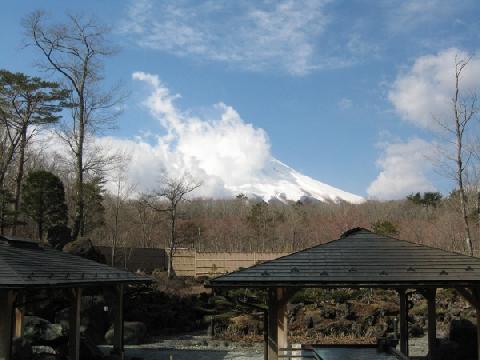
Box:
[207,228,480,288]
[0,236,151,288]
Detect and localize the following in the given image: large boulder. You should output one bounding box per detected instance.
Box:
[24,316,66,345]
[63,237,106,263]
[105,321,147,345]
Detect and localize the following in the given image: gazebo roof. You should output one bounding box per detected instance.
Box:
[0,236,151,288]
[207,228,480,288]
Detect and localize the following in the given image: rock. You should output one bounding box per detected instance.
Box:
[32,345,57,360]
[24,316,66,345]
[449,319,477,359]
[105,321,147,345]
[63,237,106,263]
[12,337,33,360]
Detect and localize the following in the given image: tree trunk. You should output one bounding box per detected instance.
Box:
[168,208,176,279]
[12,128,27,236]
[38,220,43,243]
[72,94,85,240]
[454,64,473,256]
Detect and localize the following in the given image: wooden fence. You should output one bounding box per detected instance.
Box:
[96,246,288,277]
[173,249,288,277]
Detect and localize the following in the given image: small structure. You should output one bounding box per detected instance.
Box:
[207,228,480,360]
[0,235,151,360]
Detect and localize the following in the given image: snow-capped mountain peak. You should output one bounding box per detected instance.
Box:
[225,158,365,204]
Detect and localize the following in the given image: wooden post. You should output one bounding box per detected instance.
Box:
[267,288,288,360]
[277,288,288,352]
[426,289,437,359]
[264,310,268,360]
[477,306,480,360]
[455,287,480,360]
[398,289,408,356]
[112,284,125,360]
[0,290,15,360]
[14,293,24,338]
[69,288,82,360]
[267,288,278,360]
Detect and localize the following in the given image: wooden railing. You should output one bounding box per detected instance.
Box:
[278,345,323,360]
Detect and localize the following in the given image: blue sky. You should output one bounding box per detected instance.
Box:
[1,0,480,199]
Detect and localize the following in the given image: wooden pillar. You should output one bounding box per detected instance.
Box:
[264,310,268,360]
[68,288,82,360]
[0,290,15,360]
[267,288,288,360]
[477,306,480,360]
[14,293,25,338]
[267,288,278,360]
[277,288,288,351]
[455,287,480,360]
[426,289,437,359]
[112,284,125,360]
[398,289,408,356]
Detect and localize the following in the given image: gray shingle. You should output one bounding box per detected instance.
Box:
[207,228,480,288]
[0,236,151,288]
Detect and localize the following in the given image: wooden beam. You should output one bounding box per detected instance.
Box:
[14,292,25,338]
[426,288,436,359]
[264,310,268,360]
[398,289,408,356]
[277,288,288,351]
[267,288,289,360]
[112,284,125,360]
[0,290,15,360]
[472,288,480,360]
[68,288,82,360]
[267,288,278,360]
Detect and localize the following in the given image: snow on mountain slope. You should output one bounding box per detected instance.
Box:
[225,158,365,204]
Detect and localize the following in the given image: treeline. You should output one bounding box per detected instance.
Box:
[89,190,480,255]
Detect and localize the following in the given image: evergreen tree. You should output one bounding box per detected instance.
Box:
[0,70,69,234]
[22,170,68,241]
[372,220,399,237]
[81,176,106,235]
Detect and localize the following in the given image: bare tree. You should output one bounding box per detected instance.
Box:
[144,175,201,278]
[24,11,124,239]
[436,57,478,255]
[105,169,135,267]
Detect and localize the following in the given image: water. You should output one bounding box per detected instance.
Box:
[314,347,397,360]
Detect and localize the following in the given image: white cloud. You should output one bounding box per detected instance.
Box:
[388,48,480,130]
[367,138,436,200]
[42,72,270,198]
[120,0,331,75]
[37,71,364,202]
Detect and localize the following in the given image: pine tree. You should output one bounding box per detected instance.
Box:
[22,170,68,241]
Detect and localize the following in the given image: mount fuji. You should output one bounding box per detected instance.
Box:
[224,158,365,204]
